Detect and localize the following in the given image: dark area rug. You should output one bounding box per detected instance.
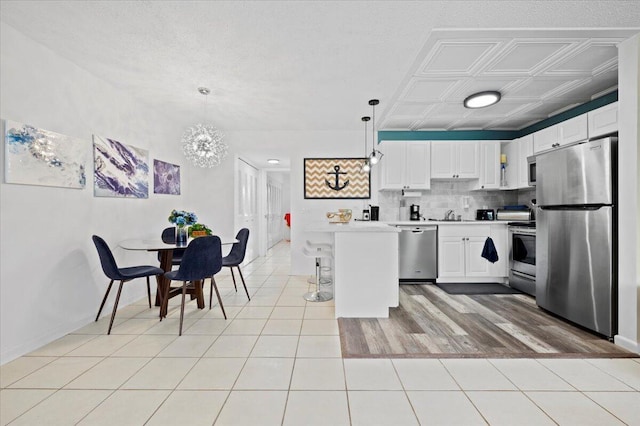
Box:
[435,282,523,295]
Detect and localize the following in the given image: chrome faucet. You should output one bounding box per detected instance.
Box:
[445,209,455,221]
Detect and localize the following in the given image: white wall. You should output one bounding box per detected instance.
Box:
[616,34,640,353]
[290,130,379,275]
[0,23,235,363]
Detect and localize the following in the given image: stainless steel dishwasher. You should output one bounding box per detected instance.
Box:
[397,225,437,281]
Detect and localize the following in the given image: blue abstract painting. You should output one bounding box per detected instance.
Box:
[93,135,149,198]
[153,159,181,195]
[4,120,87,189]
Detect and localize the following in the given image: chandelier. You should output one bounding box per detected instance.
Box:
[182,87,228,168]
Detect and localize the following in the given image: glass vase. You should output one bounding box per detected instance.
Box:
[176,226,188,247]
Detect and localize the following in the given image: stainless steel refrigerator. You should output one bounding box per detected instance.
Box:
[536,137,617,338]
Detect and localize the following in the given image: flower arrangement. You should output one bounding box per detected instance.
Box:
[189,223,212,238]
[168,209,197,228]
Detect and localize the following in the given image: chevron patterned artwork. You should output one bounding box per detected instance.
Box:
[304,158,370,199]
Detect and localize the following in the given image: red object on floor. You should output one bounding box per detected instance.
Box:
[284,213,291,227]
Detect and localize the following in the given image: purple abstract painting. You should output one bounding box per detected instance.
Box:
[153,159,181,195]
[93,135,149,198]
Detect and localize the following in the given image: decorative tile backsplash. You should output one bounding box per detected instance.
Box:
[378,181,529,221]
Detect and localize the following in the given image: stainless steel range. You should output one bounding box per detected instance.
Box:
[508,221,536,296]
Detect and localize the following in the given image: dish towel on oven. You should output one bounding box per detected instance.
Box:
[481,237,499,263]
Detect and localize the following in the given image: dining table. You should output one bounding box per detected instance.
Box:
[119,236,238,317]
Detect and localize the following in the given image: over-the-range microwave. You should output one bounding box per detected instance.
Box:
[527,155,536,186]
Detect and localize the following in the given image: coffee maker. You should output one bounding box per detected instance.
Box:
[410,204,421,221]
[369,205,379,221]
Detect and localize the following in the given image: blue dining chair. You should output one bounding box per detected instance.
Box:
[163,236,225,335]
[158,227,185,266]
[222,228,251,301]
[92,235,164,334]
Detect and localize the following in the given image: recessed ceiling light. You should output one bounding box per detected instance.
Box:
[463,91,501,109]
[267,159,280,164]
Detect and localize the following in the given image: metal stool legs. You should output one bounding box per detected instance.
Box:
[304,254,333,302]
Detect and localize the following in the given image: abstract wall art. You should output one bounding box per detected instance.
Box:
[153,159,181,195]
[304,158,371,199]
[4,120,87,189]
[93,135,149,198]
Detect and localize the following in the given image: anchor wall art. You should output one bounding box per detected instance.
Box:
[304,158,370,199]
[93,135,149,198]
[4,120,87,189]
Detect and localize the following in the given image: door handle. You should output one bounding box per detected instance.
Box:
[511,270,535,280]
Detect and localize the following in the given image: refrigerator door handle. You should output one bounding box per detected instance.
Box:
[539,204,609,211]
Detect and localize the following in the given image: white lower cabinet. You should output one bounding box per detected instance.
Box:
[437,225,508,282]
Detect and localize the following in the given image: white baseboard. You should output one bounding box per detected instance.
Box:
[614,334,640,354]
[0,314,93,365]
[1,293,145,366]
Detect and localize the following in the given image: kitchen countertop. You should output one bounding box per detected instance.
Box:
[305,221,401,233]
[386,220,510,226]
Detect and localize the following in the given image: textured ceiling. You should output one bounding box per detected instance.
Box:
[1,1,639,168]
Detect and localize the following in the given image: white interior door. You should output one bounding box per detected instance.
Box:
[266,177,283,249]
[236,159,259,263]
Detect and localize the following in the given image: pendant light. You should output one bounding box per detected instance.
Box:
[361,116,371,173]
[368,99,383,165]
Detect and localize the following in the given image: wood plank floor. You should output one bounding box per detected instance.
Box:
[338,284,637,358]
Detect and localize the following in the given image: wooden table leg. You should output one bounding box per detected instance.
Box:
[194,279,205,309]
[156,249,174,316]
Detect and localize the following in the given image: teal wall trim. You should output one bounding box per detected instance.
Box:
[377,91,618,143]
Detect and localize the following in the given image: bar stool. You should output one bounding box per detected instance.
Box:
[305,240,333,286]
[302,245,333,302]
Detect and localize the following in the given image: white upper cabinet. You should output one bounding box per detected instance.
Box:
[501,135,533,190]
[457,142,480,178]
[474,141,500,190]
[430,142,456,178]
[379,141,431,190]
[534,114,588,154]
[559,114,588,145]
[517,134,534,188]
[379,142,404,190]
[588,101,618,138]
[431,141,479,179]
[502,140,519,190]
[405,142,432,188]
[533,125,557,153]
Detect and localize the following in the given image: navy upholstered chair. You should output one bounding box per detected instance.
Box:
[158,227,185,266]
[92,235,164,334]
[163,236,225,335]
[222,228,251,301]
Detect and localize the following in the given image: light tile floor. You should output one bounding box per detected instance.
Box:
[2,242,639,425]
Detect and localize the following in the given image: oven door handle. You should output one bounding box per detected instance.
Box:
[511,270,535,280]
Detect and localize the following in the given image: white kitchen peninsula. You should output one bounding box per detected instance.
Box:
[306,221,401,318]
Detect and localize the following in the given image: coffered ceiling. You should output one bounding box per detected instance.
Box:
[1,1,639,168]
[379,29,632,131]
